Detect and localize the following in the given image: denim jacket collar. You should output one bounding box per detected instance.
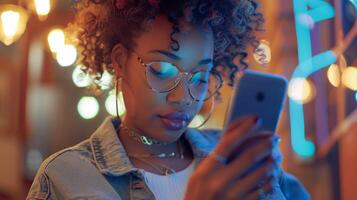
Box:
[89,116,221,176]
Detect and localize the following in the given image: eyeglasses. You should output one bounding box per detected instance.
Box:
[134,52,223,102]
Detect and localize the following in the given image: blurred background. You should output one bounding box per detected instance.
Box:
[0,0,356,199]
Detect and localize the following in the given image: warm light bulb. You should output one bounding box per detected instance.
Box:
[56,44,77,67]
[327,64,341,87]
[288,78,315,104]
[253,40,271,66]
[341,67,357,91]
[47,28,65,53]
[1,11,19,37]
[34,0,51,19]
[72,65,92,88]
[0,5,28,46]
[77,97,99,120]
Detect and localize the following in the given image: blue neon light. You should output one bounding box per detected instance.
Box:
[291,0,336,158]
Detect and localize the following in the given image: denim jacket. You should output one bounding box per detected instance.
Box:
[27,117,310,200]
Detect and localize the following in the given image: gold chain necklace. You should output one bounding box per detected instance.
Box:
[120,124,170,146]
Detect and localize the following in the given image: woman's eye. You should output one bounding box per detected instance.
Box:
[191,71,209,85]
[149,62,178,78]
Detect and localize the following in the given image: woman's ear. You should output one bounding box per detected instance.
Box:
[111,43,129,77]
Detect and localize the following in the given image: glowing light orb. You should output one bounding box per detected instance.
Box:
[47,28,65,53]
[341,67,357,91]
[77,97,99,119]
[98,70,113,90]
[298,13,315,29]
[34,0,51,17]
[188,115,205,128]
[72,65,92,88]
[253,40,271,66]
[56,44,77,67]
[288,78,315,104]
[105,90,126,117]
[327,64,341,87]
[0,5,29,46]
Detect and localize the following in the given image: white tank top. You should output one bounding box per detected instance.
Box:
[142,160,196,200]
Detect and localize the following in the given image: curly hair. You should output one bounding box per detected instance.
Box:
[68,0,264,90]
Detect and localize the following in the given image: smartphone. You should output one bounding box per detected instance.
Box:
[224,70,288,132]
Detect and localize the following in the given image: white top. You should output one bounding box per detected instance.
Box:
[142,160,196,200]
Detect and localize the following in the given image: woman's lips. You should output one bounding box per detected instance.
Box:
[159,117,188,131]
[159,112,190,131]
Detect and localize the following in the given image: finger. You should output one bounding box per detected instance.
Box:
[243,176,275,200]
[219,135,279,181]
[198,116,260,172]
[224,158,277,200]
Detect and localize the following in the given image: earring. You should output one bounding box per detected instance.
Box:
[191,95,216,129]
[115,77,122,120]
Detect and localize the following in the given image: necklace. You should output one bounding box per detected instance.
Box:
[127,139,185,159]
[135,157,176,175]
[120,124,170,146]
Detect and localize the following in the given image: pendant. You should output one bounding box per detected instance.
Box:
[140,136,153,145]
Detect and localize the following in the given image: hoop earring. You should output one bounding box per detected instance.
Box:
[115,77,122,120]
[191,95,216,129]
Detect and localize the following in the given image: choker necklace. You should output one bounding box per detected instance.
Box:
[127,139,185,159]
[120,124,170,146]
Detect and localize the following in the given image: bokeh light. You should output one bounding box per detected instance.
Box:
[341,67,357,91]
[188,115,205,128]
[56,44,77,67]
[98,70,113,90]
[355,92,357,103]
[0,5,29,46]
[72,65,92,88]
[47,28,65,53]
[253,40,271,66]
[34,0,51,18]
[77,96,99,119]
[327,64,341,87]
[288,78,316,104]
[105,90,126,117]
[297,13,315,29]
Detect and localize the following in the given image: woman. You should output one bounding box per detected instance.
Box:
[27,0,310,199]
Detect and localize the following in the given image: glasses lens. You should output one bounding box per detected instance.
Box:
[189,71,221,101]
[145,62,180,92]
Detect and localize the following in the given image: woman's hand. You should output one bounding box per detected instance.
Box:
[184,116,281,200]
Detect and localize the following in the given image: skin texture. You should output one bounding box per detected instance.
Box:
[111,15,280,199]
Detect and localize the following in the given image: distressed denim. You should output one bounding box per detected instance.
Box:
[27,117,310,200]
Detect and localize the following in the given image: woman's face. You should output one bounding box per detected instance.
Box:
[113,16,214,142]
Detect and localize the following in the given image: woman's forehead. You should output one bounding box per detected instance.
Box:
[134,16,213,54]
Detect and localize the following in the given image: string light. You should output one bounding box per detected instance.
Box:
[288,78,316,104]
[47,28,65,53]
[327,64,341,87]
[56,44,77,67]
[72,65,92,88]
[34,0,51,20]
[341,67,357,91]
[77,97,99,119]
[0,5,29,46]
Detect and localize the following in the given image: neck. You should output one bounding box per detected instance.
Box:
[117,117,181,157]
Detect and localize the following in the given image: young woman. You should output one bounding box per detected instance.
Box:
[27,0,310,199]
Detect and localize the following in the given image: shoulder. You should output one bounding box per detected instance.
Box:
[26,139,100,199]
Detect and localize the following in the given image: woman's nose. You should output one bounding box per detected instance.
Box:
[166,77,193,107]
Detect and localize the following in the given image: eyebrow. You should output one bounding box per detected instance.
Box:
[149,49,213,67]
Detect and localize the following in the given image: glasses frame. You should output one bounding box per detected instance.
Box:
[133,52,223,102]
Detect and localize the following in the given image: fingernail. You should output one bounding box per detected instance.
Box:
[250,117,263,132]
